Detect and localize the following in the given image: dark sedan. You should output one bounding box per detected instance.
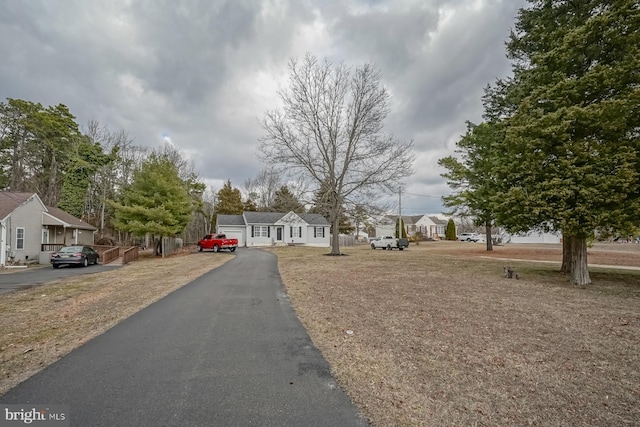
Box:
[51,245,100,269]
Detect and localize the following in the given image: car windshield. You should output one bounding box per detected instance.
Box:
[58,246,83,253]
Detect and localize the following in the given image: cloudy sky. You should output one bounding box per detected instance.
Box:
[0,0,526,215]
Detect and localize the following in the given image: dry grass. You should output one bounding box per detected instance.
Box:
[1,242,639,426]
[0,250,232,395]
[271,242,640,426]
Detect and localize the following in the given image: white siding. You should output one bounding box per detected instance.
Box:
[217,226,246,247]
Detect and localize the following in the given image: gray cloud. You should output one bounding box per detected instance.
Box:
[0,0,527,215]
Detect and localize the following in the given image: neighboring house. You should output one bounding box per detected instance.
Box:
[216,211,330,247]
[0,192,97,266]
[414,215,449,240]
[374,214,450,240]
[507,231,562,244]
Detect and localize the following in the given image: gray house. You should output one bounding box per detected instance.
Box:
[0,192,97,266]
[216,211,330,247]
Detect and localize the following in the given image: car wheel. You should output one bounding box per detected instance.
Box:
[83,258,88,267]
[213,244,219,253]
[399,248,404,251]
[371,244,375,249]
[197,245,202,252]
[230,247,236,252]
[387,245,392,250]
[52,264,59,269]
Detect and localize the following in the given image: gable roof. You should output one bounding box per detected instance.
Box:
[43,206,97,230]
[299,213,330,225]
[428,216,449,225]
[0,192,43,221]
[0,192,96,230]
[244,211,287,224]
[217,211,330,226]
[217,214,245,226]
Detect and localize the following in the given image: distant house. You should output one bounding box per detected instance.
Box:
[0,192,97,266]
[507,231,562,244]
[415,215,449,240]
[374,214,450,240]
[216,211,330,247]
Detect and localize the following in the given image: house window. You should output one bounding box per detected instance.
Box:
[255,226,269,238]
[314,227,325,238]
[290,226,301,238]
[16,227,25,250]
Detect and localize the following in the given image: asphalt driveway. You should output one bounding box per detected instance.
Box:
[0,263,120,295]
[0,249,367,426]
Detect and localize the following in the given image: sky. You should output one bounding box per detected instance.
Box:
[0,0,527,215]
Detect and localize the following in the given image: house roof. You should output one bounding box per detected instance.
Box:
[385,215,424,226]
[217,214,245,226]
[44,206,97,230]
[0,192,40,221]
[217,211,330,226]
[244,211,287,224]
[428,216,448,225]
[299,213,330,225]
[0,192,96,230]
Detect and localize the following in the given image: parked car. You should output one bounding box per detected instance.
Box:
[370,235,409,250]
[197,233,238,252]
[51,245,100,268]
[457,232,480,242]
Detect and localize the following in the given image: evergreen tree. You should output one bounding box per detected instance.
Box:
[271,185,305,213]
[484,0,640,284]
[445,219,457,240]
[438,121,502,250]
[215,180,244,215]
[111,153,192,253]
[59,135,114,218]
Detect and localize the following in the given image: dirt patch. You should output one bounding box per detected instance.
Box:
[0,251,232,395]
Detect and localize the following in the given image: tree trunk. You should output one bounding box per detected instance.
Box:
[330,215,341,255]
[485,223,493,251]
[561,234,572,273]
[570,236,591,285]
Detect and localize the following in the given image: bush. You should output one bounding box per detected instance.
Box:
[445,219,457,240]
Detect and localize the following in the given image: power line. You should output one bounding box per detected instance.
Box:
[403,191,443,199]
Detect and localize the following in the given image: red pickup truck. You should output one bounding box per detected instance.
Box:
[197,233,238,252]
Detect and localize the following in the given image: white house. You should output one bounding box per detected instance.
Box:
[414,215,449,240]
[374,214,451,240]
[507,231,562,244]
[0,192,97,266]
[216,211,330,247]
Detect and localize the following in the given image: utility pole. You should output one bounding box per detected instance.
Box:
[398,186,402,238]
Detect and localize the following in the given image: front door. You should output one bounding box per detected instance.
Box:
[276,227,283,241]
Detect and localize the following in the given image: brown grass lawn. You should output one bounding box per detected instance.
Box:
[1,242,639,426]
[271,242,640,426]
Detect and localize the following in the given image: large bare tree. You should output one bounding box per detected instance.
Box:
[259,54,414,254]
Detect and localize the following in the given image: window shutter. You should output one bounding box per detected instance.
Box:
[290,226,293,237]
[299,226,302,238]
[322,227,325,238]
[268,227,271,238]
[251,226,254,238]
[314,228,317,238]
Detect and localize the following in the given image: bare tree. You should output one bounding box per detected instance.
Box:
[243,167,282,211]
[259,54,415,254]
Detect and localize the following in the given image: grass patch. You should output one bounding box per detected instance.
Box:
[270,243,640,426]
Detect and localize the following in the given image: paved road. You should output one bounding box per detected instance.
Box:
[0,249,367,426]
[0,263,120,294]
